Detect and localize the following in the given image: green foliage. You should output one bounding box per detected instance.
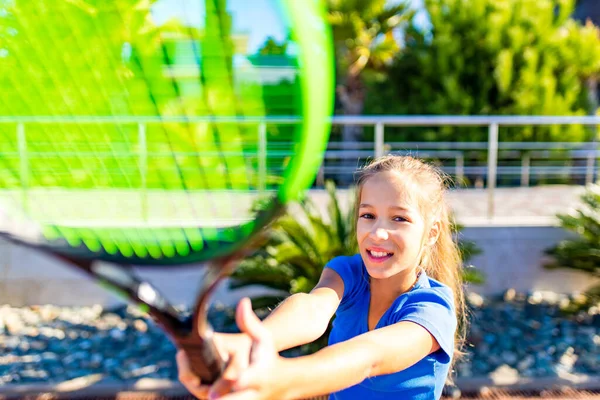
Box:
[545,184,600,281]
[367,0,600,142]
[327,0,413,82]
[230,181,357,310]
[453,220,485,285]
[257,36,288,56]
[326,0,413,151]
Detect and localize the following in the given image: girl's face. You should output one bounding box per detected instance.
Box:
[356,171,429,280]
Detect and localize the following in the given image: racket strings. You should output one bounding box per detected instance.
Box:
[0,26,86,223]
[0,26,86,191]
[143,0,230,249]
[13,3,141,250]
[115,0,216,255]
[19,5,129,190]
[193,0,250,222]
[43,7,134,190]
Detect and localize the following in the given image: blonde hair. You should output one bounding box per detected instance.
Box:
[353,155,467,377]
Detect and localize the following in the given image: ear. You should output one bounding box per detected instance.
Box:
[426,219,441,247]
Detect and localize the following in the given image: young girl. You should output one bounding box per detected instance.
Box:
[177,155,467,400]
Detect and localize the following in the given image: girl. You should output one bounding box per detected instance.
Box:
[177,155,467,400]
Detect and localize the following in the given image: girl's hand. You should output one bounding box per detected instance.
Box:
[176,349,211,399]
[177,326,254,398]
[212,298,294,400]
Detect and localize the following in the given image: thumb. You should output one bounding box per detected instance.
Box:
[236,297,269,343]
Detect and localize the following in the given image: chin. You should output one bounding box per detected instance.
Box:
[364,263,399,280]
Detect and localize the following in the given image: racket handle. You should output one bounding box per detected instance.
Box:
[177,334,224,385]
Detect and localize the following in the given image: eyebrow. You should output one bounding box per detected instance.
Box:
[359,203,412,212]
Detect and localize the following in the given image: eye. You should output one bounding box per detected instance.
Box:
[359,212,375,220]
[393,215,409,222]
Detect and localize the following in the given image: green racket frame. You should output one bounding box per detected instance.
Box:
[0,0,334,384]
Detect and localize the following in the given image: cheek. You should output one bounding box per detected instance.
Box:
[391,228,419,250]
[355,221,370,241]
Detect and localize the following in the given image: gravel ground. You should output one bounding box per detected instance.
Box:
[1,290,600,396]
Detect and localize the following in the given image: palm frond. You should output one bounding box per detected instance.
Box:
[545,184,600,311]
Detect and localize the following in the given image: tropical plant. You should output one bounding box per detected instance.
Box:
[230,181,358,310]
[544,184,600,309]
[454,220,485,285]
[367,0,600,143]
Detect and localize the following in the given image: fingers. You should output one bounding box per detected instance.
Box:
[233,298,274,391]
[176,350,211,399]
[208,350,247,399]
[215,388,260,400]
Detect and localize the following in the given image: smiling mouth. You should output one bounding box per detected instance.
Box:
[367,249,394,261]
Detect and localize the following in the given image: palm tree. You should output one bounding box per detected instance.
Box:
[327,0,414,183]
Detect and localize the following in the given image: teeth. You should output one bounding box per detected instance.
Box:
[370,251,390,258]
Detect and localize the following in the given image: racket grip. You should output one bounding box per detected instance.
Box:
[177,334,224,385]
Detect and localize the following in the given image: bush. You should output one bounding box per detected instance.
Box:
[545,184,600,309]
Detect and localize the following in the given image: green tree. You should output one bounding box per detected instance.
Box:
[257,36,288,56]
[368,0,600,142]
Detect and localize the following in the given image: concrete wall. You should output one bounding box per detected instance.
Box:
[0,224,596,308]
[460,225,597,296]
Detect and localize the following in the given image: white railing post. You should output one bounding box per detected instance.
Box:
[585,144,595,185]
[17,123,28,211]
[487,123,499,220]
[456,153,464,186]
[138,123,148,221]
[258,122,267,192]
[521,152,530,187]
[375,122,384,158]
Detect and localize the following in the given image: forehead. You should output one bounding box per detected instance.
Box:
[360,171,418,207]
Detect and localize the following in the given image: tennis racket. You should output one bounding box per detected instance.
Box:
[0,0,333,384]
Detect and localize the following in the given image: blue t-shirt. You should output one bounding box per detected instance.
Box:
[325,254,456,400]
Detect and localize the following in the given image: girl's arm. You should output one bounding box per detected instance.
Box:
[256,267,344,351]
[226,313,441,400]
[281,321,440,399]
[215,267,344,353]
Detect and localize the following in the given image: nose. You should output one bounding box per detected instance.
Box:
[370,226,389,241]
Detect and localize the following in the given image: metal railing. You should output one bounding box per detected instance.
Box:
[328,115,600,218]
[1,115,600,220]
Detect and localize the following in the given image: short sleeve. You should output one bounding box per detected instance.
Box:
[393,288,457,363]
[324,254,366,310]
